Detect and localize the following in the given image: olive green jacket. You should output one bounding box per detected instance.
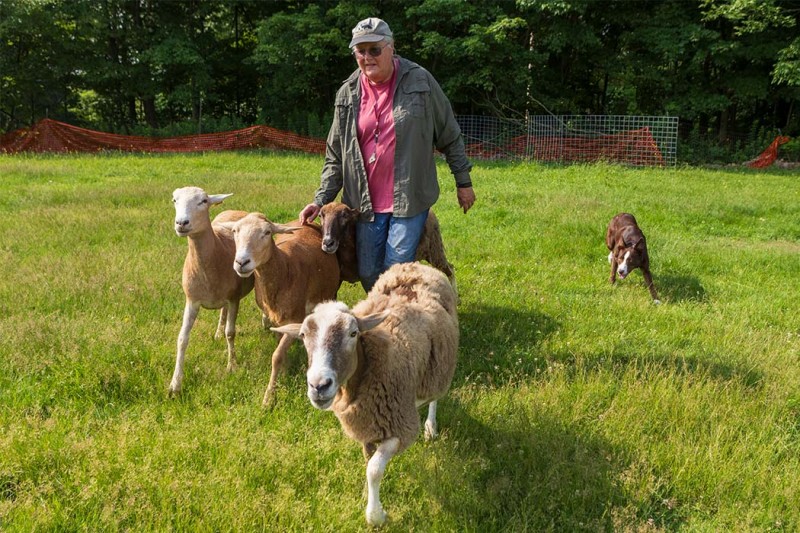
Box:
[313,56,473,220]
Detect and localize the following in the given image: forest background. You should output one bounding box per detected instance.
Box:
[2,0,800,164]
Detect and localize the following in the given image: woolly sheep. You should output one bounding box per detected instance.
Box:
[273,262,459,526]
[169,186,254,394]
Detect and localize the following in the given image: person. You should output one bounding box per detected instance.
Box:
[299,17,475,292]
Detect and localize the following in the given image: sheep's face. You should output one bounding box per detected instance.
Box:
[319,203,359,254]
[173,187,211,237]
[296,301,390,410]
[230,214,301,278]
[231,214,273,277]
[172,187,232,237]
[301,302,360,410]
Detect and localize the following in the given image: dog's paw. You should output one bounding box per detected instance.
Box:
[653,299,662,305]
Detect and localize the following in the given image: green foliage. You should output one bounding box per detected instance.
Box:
[774,37,800,87]
[678,123,784,165]
[1,0,799,159]
[0,153,799,530]
[780,137,800,161]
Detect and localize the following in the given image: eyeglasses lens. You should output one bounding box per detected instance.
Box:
[353,46,384,58]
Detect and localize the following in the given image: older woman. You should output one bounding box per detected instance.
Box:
[299,17,475,292]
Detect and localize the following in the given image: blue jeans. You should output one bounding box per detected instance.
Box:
[356,210,429,292]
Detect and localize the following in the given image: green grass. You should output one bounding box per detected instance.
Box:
[1,152,798,531]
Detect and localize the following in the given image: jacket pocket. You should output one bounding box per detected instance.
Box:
[400,80,429,119]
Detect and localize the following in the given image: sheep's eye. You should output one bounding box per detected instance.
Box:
[349,330,358,338]
[172,198,176,203]
[200,199,208,205]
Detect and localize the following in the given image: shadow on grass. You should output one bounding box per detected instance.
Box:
[424,399,685,530]
[456,304,558,379]
[656,271,708,303]
[548,348,763,390]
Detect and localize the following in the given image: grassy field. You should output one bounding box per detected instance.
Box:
[0,152,798,531]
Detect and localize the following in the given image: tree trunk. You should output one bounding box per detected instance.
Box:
[143,96,158,129]
[128,98,137,126]
[718,102,736,144]
[699,113,709,138]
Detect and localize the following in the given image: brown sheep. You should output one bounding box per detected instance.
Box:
[220,212,340,406]
[273,262,459,526]
[318,202,456,294]
[170,187,255,395]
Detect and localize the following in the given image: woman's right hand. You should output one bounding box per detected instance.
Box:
[299,203,321,225]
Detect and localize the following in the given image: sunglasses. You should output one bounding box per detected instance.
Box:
[352,43,390,58]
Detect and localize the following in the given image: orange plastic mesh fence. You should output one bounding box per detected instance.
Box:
[746,135,791,168]
[0,119,326,155]
[2,117,680,167]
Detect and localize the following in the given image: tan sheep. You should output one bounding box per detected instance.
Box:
[220,212,340,406]
[318,202,457,294]
[273,262,459,526]
[170,187,254,395]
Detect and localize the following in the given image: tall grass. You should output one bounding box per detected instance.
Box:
[0,152,798,531]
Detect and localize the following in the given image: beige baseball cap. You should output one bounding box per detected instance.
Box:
[349,17,393,48]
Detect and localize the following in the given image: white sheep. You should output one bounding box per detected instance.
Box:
[318,202,457,294]
[221,212,341,406]
[272,262,459,526]
[170,186,254,394]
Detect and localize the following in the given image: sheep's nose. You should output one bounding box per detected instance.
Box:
[310,378,332,394]
[235,257,251,268]
[175,219,189,228]
[322,236,334,247]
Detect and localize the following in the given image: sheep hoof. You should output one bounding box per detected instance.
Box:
[226,362,238,373]
[261,389,277,409]
[168,376,181,398]
[366,506,387,527]
[424,420,438,441]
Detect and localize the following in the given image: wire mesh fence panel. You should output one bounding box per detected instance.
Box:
[458,115,678,167]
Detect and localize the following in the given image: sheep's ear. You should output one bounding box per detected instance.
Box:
[345,206,360,221]
[271,323,302,337]
[272,223,302,235]
[215,220,236,232]
[208,193,233,206]
[356,310,390,332]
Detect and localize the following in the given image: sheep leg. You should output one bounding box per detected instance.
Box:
[170,301,200,395]
[424,401,438,441]
[224,300,239,372]
[214,308,227,340]
[262,333,294,407]
[365,437,400,527]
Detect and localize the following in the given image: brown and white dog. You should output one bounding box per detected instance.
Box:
[606,213,660,303]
